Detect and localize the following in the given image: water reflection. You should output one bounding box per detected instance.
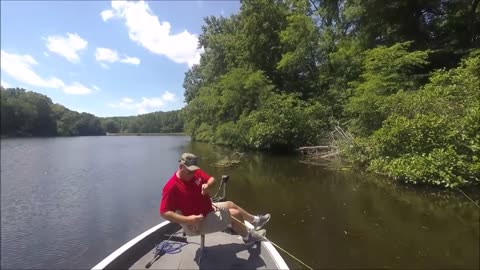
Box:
[184,142,479,269]
[1,138,478,269]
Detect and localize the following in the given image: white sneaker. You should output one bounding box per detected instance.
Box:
[243,229,266,245]
[252,214,271,230]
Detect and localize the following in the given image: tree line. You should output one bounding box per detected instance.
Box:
[0,87,183,136]
[101,110,183,134]
[181,0,479,188]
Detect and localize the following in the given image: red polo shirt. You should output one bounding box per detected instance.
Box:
[159,169,214,217]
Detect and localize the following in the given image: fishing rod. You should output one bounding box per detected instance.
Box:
[457,187,480,209]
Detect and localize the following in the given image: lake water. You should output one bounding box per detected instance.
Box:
[1,136,478,269]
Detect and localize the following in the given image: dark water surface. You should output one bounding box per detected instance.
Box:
[1,137,478,269]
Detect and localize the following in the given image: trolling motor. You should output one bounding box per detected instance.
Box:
[212,175,230,203]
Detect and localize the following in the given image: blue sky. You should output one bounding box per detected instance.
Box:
[1,0,240,117]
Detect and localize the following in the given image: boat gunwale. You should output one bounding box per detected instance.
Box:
[91,220,290,270]
[91,221,171,270]
[263,241,290,270]
[244,221,289,270]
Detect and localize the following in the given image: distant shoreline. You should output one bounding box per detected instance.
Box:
[1,133,188,138]
[105,132,187,136]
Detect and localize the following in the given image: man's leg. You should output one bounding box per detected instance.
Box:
[217,201,255,223]
[198,208,230,235]
[201,204,249,238]
[228,208,266,244]
[215,201,270,230]
[228,208,248,237]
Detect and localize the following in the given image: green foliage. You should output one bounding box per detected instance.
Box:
[183,65,204,104]
[74,113,104,136]
[246,93,328,150]
[181,0,480,188]
[182,0,333,152]
[345,51,480,188]
[1,88,184,137]
[346,42,430,135]
[1,88,59,136]
[52,104,81,136]
[213,121,245,147]
[183,65,329,151]
[0,88,107,136]
[277,11,320,97]
[104,119,120,133]
[324,39,364,120]
[194,123,215,142]
[183,68,274,141]
[319,0,480,51]
[369,147,472,187]
[101,110,184,134]
[239,0,289,84]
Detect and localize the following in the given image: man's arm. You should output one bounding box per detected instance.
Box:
[161,211,203,225]
[206,177,215,189]
[201,177,215,196]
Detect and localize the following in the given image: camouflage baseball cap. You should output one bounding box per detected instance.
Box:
[179,153,200,171]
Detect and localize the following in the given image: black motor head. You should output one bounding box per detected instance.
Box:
[221,175,230,183]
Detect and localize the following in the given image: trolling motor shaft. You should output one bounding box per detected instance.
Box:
[212,175,230,202]
[220,175,229,201]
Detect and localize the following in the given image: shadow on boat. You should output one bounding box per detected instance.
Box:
[195,242,266,269]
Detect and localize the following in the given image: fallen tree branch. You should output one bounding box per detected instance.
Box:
[298,146,330,150]
[319,152,338,159]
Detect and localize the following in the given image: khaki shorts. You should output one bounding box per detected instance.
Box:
[181,202,231,236]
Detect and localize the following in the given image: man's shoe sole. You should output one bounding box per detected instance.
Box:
[254,215,271,230]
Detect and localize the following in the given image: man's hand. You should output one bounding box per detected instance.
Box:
[187,214,204,225]
[201,183,209,196]
[186,214,204,233]
[161,211,203,226]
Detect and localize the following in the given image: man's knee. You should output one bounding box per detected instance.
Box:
[225,201,238,209]
[229,208,240,217]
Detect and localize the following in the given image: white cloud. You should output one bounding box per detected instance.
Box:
[63,82,92,95]
[1,50,93,95]
[136,97,164,114]
[92,85,101,91]
[95,47,119,63]
[108,91,176,114]
[120,56,140,65]
[1,50,64,88]
[95,47,140,66]
[101,0,203,67]
[161,91,175,101]
[122,97,134,103]
[1,80,11,88]
[45,33,88,63]
[101,9,114,21]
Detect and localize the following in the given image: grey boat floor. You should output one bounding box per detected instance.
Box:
[130,230,276,269]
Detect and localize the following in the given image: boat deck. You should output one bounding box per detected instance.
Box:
[130,229,277,269]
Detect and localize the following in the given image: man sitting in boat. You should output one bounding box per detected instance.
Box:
[160,153,270,245]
